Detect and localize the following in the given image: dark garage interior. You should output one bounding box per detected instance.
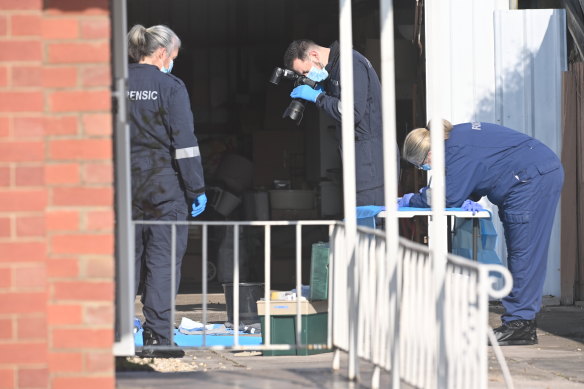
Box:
[126,0,427,291]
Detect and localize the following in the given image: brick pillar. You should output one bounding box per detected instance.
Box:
[0,0,115,388]
[0,1,50,388]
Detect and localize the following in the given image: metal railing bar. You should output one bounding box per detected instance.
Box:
[233,225,239,347]
[137,343,328,351]
[392,243,403,377]
[170,223,177,344]
[133,220,339,227]
[264,225,271,346]
[202,225,208,346]
[295,223,303,347]
[487,328,515,389]
[327,224,334,350]
[339,0,358,377]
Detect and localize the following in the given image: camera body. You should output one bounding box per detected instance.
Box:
[269,67,319,124]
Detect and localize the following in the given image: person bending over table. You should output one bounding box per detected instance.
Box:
[399,119,564,346]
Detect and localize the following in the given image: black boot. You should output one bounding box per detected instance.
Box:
[140,328,185,358]
[491,319,538,346]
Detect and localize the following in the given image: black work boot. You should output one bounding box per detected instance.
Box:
[140,328,185,358]
[491,319,538,346]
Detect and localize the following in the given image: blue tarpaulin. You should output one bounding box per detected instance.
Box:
[134,325,262,347]
[451,216,502,265]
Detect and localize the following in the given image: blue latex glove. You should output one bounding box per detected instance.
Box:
[290,85,322,103]
[397,193,414,208]
[191,193,207,217]
[133,317,142,334]
[461,199,484,215]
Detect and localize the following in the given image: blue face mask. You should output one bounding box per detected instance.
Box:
[420,164,432,171]
[306,66,328,82]
[161,59,173,74]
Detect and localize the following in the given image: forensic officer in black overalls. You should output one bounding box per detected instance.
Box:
[284,39,400,206]
[127,24,206,357]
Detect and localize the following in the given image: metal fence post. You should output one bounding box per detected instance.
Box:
[339,0,359,380]
[112,0,135,357]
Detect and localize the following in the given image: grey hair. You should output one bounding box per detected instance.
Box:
[127,24,181,63]
[402,119,453,165]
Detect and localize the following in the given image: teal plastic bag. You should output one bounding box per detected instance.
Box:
[451,217,502,265]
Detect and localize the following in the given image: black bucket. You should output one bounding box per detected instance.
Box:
[222,282,264,325]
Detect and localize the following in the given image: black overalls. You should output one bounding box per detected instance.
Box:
[128,63,205,342]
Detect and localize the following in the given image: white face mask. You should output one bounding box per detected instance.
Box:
[306,65,328,82]
[160,59,173,74]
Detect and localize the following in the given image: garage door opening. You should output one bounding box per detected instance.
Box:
[124,0,426,292]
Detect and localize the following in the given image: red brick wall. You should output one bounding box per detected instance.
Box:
[0,0,114,388]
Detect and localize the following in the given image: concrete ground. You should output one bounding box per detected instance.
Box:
[117,294,584,389]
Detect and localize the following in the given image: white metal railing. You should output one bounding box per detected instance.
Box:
[129,219,341,356]
[331,225,514,389]
[122,217,516,388]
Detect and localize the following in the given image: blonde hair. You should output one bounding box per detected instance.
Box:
[127,24,181,63]
[402,119,453,165]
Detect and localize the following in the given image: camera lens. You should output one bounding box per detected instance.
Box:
[269,67,283,85]
[283,99,305,124]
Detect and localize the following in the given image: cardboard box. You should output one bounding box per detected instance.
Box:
[257,300,329,356]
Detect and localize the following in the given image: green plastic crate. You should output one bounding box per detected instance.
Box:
[257,300,330,356]
[309,242,329,301]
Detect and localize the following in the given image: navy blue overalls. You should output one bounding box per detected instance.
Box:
[316,41,400,206]
[128,63,205,342]
[410,122,564,322]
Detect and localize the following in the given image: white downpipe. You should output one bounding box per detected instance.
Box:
[339,0,358,381]
[379,0,400,388]
[426,0,449,385]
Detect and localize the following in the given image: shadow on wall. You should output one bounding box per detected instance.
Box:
[473,48,530,123]
[471,12,564,299]
[471,49,535,274]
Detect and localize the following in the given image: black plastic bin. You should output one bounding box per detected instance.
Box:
[222,282,264,325]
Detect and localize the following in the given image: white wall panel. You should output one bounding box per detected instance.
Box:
[425,0,509,121]
[494,10,566,297]
[425,3,567,298]
[425,0,510,294]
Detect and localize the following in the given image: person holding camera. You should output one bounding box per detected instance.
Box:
[283,39,399,206]
[127,24,207,357]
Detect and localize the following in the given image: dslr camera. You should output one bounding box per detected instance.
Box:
[269,67,319,125]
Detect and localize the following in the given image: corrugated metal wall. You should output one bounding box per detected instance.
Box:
[426,3,567,297]
[425,0,510,287]
[494,9,567,297]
